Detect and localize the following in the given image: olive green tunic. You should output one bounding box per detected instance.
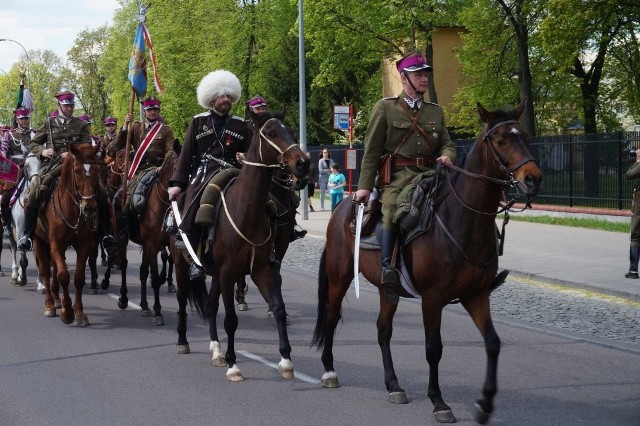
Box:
[358,93,456,229]
[626,162,640,246]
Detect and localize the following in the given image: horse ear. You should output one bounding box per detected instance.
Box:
[477,102,491,124]
[173,138,182,155]
[515,97,527,120]
[274,110,285,121]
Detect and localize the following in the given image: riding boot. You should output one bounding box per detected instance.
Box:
[98,206,117,255]
[17,206,38,251]
[625,246,639,279]
[189,262,206,281]
[380,229,400,304]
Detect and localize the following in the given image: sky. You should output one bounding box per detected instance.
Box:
[0,0,121,74]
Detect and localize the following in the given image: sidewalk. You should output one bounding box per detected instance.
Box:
[298,206,640,303]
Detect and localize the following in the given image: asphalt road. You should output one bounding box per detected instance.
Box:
[0,241,638,426]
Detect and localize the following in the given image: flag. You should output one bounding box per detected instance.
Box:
[128,23,163,98]
[14,78,34,111]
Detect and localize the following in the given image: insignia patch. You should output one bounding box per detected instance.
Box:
[224,136,233,146]
[432,132,438,139]
[202,125,208,131]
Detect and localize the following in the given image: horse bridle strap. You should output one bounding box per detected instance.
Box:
[483,120,537,174]
[240,118,299,169]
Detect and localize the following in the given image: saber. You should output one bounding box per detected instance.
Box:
[353,202,365,299]
[171,201,202,267]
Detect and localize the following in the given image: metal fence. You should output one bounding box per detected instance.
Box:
[311,131,640,211]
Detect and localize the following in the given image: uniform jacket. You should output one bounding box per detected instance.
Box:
[112,120,175,170]
[102,132,117,154]
[626,162,640,216]
[7,127,34,167]
[29,116,91,169]
[357,93,457,191]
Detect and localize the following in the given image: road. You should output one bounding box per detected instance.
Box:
[0,238,638,425]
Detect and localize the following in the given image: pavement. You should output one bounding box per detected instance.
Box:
[298,204,640,303]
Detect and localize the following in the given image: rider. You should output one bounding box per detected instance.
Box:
[353,51,456,304]
[246,95,307,241]
[168,69,251,281]
[109,97,175,228]
[102,116,118,163]
[18,91,117,252]
[1,108,34,234]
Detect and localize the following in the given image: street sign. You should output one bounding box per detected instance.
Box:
[345,149,357,170]
[333,105,351,130]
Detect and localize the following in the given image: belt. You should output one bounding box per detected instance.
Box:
[391,157,434,167]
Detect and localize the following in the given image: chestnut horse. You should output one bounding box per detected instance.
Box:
[33,143,105,326]
[106,150,179,326]
[312,100,542,424]
[172,111,309,382]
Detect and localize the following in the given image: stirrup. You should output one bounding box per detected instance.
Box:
[17,236,33,251]
[189,263,206,281]
[293,225,307,240]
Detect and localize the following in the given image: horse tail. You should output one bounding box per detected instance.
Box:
[311,245,329,350]
[187,279,209,320]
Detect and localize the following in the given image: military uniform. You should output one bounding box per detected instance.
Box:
[170,111,250,233]
[358,92,456,229]
[102,131,117,162]
[111,120,175,170]
[625,162,640,278]
[7,126,33,168]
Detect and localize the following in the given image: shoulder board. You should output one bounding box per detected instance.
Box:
[194,111,210,118]
[425,101,440,107]
[382,96,399,101]
[230,115,244,122]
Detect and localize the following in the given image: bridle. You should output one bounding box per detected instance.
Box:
[54,157,101,231]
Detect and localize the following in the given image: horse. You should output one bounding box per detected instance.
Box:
[172,111,309,382]
[33,143,105,326]
[7,154,44,291]
[103,148,174,289]
[311,99,543,424]
[105,150,179,326]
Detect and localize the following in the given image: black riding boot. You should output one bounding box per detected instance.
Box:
[380,229,400,304]
[98,206,117,254]
[625,246,639,279]
[17,206,38,251]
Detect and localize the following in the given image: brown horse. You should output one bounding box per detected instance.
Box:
[106,150,179,326]
[312,100,542,424]
[172,111,309,381]
[33,143,105,326]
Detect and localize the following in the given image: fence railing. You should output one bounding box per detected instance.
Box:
[311,131,640,211]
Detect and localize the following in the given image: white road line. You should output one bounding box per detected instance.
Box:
[237,350,321,384]
[107,293,142,310]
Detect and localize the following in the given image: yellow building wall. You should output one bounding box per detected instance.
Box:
[383,27,465,112]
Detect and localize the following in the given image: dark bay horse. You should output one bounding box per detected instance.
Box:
[107,150,179,326]
[312,100,542,424]
[172,111,309,382]
[33,143,105,326]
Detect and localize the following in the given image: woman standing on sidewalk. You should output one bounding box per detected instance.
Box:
[625,149,640,279]
[328,163,346,212]
[318,148,334,211]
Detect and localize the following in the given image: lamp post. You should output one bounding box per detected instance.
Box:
[0,38,33,121]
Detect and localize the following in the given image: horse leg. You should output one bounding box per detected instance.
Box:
[235,276,248,311]
[149,252,164,326]
[166,252,175,293]
[208,277,227,368]
[88,246,99,294]
[377,300,407,404]
[72,249,91,327]
[159,247,168,284]
[36,243,56,317]
[10,242,19,286]
[100,241,108,266]
[174,252,192,354]
[219,280,242,381]
[117,241,129,309]
[421,302,456,423]
[51,247,74,325]
[139,256,151,315]
[266,262,294,379]
[462,292,500,425]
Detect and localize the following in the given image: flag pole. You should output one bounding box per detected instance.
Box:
[121,90,136,210]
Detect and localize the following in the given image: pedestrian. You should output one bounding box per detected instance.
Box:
[318,148,334,211]
[625,150,640,279]
[328,163,346,212]
[353,51,456,304]
[168,69,250,281]
[306,152,317,212]
[18,90,116,251]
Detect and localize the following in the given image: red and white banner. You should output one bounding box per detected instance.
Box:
[128,122,163,179]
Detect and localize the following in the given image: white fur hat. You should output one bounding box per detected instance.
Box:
[197,70,242,109]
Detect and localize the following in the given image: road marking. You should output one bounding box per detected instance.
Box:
[107,293,142,310]
[237,350,321,384]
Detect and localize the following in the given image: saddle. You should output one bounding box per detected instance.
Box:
[130,169,158,216]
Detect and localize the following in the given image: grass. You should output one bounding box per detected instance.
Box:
[498,214,629,233]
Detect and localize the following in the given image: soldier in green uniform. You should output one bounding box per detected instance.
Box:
[1,108,33,233]
[354,51,456,304]
[17,91,116,252]
[625,150,640,279]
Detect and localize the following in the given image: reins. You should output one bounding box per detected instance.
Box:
[54,157,100,231]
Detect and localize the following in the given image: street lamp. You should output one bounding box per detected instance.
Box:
[0,38,33,121]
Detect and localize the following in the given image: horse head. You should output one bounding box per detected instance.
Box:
[63,143,103,213]
[24,154,40,183]
[247,111,309,179]
[476,98,542,200]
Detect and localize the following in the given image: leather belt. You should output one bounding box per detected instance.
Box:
[391,157,434,167]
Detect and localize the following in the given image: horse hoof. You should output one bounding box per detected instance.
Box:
[100,280,109,290]
[176,344,190,354]
[433,409,456,423]
[473,402,491,425]
[89,288,98,295]
[37,284,45,294]
[321,371,340,388]
[74,317,90,327]
[388,391,408,404]
[60,314,74,325]
[267,309,274,318]
[237,303,248,311]
[210,341,228,367]
[44,308,56,317]
[18,279,26,287]
[167,284,176,294]
[152,316,164,326]
[226,365,244,382]
[54,300,62,309]
[278,358,294,380]
[118,299,128,310]
[141,309,153,317]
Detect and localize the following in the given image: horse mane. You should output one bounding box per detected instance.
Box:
[59,143,100,188]
[159,151,178,178]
